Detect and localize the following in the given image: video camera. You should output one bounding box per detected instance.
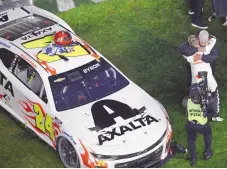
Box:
[191,71,210,115]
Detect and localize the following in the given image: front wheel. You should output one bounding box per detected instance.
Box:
[58,137,81,168]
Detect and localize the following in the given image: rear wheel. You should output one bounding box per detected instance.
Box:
[58,137,81,168]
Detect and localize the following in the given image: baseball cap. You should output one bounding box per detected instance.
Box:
[198,30,209,43]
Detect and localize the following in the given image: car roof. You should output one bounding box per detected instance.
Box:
[0,7,101,77]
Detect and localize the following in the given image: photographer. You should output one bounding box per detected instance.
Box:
[182,84,213,166]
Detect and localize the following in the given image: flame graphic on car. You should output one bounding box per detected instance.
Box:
[79,140,108,168]
[18,99,61,148]
[74,37,100,62]
[36,55,57,75]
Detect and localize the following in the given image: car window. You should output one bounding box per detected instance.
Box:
[0,48,17,70]
[0,48,48,103]
[49,58,130,111]
[0,14,56,41]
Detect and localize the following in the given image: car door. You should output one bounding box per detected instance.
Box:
[0,48,58,148]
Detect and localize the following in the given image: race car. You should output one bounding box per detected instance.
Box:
[0,0,172,168]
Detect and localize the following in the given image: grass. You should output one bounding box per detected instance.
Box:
[34,0,92,14]
[1,0,227,167]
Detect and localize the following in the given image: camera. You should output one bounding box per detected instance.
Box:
[190,71,211,116]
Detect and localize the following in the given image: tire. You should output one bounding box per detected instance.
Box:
[57,137,81,168]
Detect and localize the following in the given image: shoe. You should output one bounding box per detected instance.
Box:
[191,21,208,29]
[190,158,197,166]
[212,117,224,122]
[222,21,227,26]
[208,13,216,22]
[204,149,213,160]
[188,10,194,15]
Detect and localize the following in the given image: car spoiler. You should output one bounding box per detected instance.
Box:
[0,0,34,12]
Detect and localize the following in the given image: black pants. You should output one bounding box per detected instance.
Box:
[186,121,212,159]
[211,0,215,13]
[210,88,220,117]
[188,0,196,12]
[191,0,206,23]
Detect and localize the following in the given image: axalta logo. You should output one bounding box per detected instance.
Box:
[98,114,159,145]
[0,71,14,97]
[90,100,160,145]
[0,12,8,22]
[21,27,53,41]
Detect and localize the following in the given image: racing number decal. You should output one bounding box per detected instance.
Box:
[34,104,45,132]
[22,34,54,49]
[22,35,89,63]
[33,104,55,141]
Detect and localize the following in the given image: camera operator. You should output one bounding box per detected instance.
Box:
[180,30,223,122]
[182,84,213,166]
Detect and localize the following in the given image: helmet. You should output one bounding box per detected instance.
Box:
[54,31,72,46]
[189,84,201,104]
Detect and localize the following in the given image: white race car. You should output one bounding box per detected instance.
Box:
[0,0,172,168]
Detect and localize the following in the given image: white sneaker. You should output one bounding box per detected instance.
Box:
[188,10,194,15]
[212,117,224,122]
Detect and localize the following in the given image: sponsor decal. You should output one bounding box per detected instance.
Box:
[19,99,61,148]
[83,63,100,74]
[98,114,159,145]
[0,41,10,48]
[90,100,159,145]
[63,132,77,145]
[54,77,65,83]
[0,12,8,22]
[20,54,37,68]
[0,71,14,97]
[21,27,53,41]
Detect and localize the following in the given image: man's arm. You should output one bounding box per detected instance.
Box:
[201,45,219,63]
[179,42,198,56]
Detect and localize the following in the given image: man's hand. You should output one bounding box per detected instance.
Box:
[194,53,202,62]
[198,46,206,52]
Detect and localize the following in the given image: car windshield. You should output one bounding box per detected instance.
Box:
[49,58,130,111]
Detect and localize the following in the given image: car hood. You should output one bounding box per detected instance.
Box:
[57,82,168,155]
